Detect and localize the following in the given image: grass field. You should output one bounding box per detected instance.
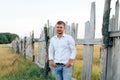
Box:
[0,44,100,80]
[0,44,54,80]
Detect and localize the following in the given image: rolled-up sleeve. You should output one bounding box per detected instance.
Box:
[69,36,76,59]
[48,39,54,60]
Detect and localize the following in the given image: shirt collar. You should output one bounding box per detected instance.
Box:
[55,33,66,38]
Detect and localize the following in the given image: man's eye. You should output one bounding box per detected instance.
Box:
[57,27,62,28]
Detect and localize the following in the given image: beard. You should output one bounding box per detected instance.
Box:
[57,31,63,34]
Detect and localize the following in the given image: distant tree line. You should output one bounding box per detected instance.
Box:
[0,33,19,44]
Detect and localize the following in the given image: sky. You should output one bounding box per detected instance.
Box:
[0,0,118,38]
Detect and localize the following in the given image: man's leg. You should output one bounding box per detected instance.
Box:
[54,65,63,80]
[63,66,73,80]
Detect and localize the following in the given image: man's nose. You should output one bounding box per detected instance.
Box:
[57,27,61,29]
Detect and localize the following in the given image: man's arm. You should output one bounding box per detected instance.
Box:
[64,59,74,67]
[65,36,76,67]
[48,39,57,67]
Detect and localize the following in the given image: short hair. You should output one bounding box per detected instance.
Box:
[56,21,65,26]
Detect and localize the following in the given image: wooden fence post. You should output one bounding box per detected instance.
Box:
[21,39,23,55]
[65,23,70,35]
[111,0,120,80]
[44,26,50,77]
[82,2,96,80]
[16,39,19,54]
[82,21,90,80]
[71,23,76,40]
[37,29,47,68]
[105,15,115,80]
[24,37,27,58]
[32,31,35,62]
[100,0,111,80]
[100,47,107,80]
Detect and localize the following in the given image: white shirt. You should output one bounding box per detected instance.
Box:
[48,34,76,64]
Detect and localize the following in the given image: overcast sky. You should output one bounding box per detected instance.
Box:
[0,0,118,38]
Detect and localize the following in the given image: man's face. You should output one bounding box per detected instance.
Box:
[56,24,65,34]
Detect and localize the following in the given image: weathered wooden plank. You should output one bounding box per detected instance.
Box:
[109,31,120,37]
[65,23,70,35]
[36,39,46,68]
[23,37,27,58]
[38,38,45,42]
[36,27,47,68]
[25,37,33,59]
[20,39,24,55]
[12,38,19,53]
[71,23,76,40]
[100,47,107,80]
[37,38,102,45]
[32,31,35,62]
[108,15,115,32]
[48,26,53,38]
[75,23,78,41]
[76,38,102,45]
[53,26,56,36]
[18,39,23,54]
[106,15,115,80]
[112,0,120,80]
[101,0,111,80]
[82,2,95,80]
[82,21,90,80]
[114,0,119,31]
[102,0,111,48]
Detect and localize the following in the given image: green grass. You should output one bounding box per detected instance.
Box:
[0,57,54,80]
[0,44,54,80]
[1,60,54,80]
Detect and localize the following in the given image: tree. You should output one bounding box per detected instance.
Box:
[0,34,8,44]
[0,33,19,44]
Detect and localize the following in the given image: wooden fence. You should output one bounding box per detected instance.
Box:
[11,0,120,80]
[101,0,120,80]
[11,31,34,61]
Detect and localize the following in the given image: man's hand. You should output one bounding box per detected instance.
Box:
[49,60,57,67]
[64,59,74,67]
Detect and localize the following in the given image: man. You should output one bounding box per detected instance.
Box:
[48,21,76,80]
